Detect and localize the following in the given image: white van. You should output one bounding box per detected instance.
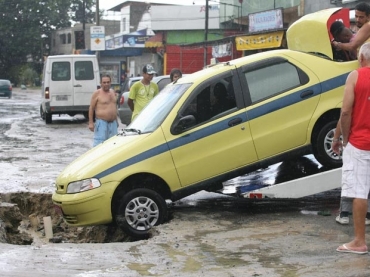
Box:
[40,54,100,124]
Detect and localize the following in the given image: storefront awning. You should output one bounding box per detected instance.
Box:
[145,32,164,48]
[235,30,285,51]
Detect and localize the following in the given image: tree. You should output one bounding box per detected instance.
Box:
[0,0,96,83]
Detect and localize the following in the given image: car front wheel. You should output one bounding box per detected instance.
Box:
[115,188,168,239]
[312,120,342,168]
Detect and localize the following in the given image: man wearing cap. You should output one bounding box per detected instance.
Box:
[128,64,159,122]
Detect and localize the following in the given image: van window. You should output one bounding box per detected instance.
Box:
[75,61,94,80]
[52,62,71,81]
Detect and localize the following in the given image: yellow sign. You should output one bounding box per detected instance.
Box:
[236,31,284,50]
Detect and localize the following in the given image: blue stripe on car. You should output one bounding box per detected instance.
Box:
[95,72,349,179]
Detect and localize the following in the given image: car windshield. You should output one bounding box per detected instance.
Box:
[125,83,192,133]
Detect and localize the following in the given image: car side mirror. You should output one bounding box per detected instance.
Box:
[172,115,197,135]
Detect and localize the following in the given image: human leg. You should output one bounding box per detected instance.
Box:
[340,198,368,250]
[107,120,118,139]
[93,119,109,147]
[336,197,352,224]
[338,143,370,252]
[366,198,370,225]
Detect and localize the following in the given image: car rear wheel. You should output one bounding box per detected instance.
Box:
[115,188,168,239]
[312,120,342,168]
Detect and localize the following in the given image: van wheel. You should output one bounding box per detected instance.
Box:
[115,188,168,239]
[40,105,45,120]
[45,113,52,124]
[312,120,342,168]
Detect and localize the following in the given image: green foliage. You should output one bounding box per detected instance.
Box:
[21,67,39,86]
[0,0,96,82]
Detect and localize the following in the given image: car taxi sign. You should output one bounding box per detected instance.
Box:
[91,26,105,51]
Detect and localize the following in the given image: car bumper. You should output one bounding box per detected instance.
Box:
[52,185,114,226]
[0,91,11,97]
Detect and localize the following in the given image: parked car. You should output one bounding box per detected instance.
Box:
[118,75,186,125]
[53,8,353,239]
[0,79,12,98]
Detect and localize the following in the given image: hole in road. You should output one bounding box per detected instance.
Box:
[0,192,136,245]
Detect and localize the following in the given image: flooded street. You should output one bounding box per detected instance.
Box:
[0,88,369,276]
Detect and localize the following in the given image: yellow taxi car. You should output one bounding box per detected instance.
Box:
[53,8,357,238]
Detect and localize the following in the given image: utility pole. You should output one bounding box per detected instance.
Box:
[204,0,209,67]
[82,0,86,30]
[96,0,100,64]
[96,0,100,26]
[239,0,243,31]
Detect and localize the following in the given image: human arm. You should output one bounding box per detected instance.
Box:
[333,23,370,52]
[331,120,342,155]
[127,84,137,112]
[88,91,98,131]
[340,70,357,146]
[128,98,134,112]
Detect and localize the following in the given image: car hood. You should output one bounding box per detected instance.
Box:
[287,7,350,60]
[56,133,151,184]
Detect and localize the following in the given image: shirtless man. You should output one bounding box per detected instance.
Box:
[88,75,118,147]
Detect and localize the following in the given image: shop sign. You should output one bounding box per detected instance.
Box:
[236,31,284,50]
[249,9,283,33]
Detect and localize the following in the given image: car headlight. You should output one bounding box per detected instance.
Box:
[67,178,101,194]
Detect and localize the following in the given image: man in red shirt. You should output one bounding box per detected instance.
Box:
[337,42,370,255]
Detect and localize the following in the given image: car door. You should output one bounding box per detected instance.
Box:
[239,56,321,160]
[73,58,96,106]
[163,70,258,187]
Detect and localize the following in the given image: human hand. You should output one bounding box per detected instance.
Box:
[331,139,342,155]
[88,122,94,132]
[331,40,341,50]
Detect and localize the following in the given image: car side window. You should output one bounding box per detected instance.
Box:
[245,62,301,103]
[156,78,171,91]
[75,61,94,80]
[181,76,237,128]
[52,62,71,81]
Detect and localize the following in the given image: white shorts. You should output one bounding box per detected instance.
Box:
[341,142,370,199]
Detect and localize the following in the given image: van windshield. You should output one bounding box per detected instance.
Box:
[127,83,192,133]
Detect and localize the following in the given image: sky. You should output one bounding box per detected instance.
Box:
[100,0,209,19]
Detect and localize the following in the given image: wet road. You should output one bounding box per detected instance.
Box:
[0,88,95,193]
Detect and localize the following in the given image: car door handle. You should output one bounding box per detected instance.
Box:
[228,118,242,127]
[74,84,82,87]
[300,90,314,98]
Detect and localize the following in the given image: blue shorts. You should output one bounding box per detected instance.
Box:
[93,119,118,147]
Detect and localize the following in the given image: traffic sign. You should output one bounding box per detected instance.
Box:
[90,26,105,51]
